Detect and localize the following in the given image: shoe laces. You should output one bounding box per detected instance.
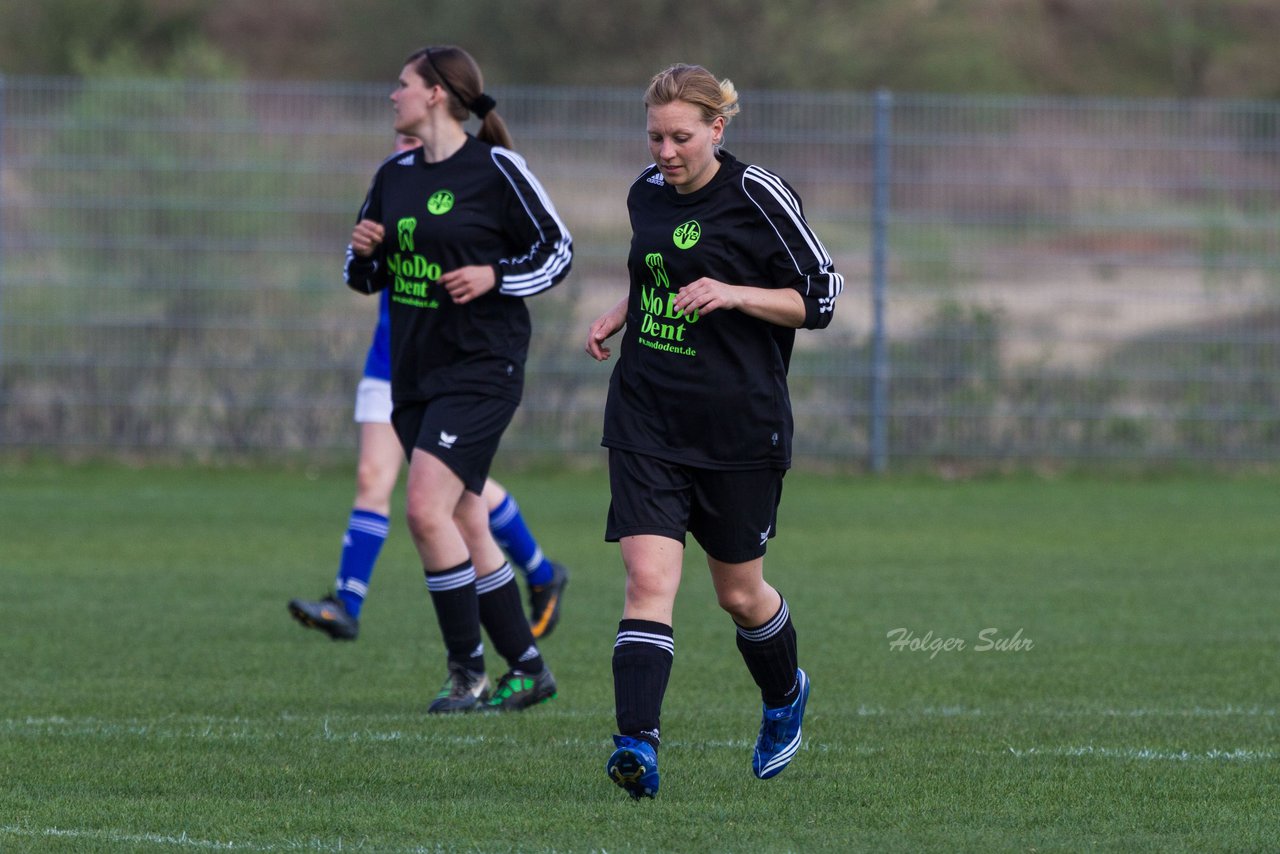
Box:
[443,663,485,697]
[759,704,795,746]
[492,669,535,697]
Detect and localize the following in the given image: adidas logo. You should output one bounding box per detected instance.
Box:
[438,431,458,449]
[396,154,415,166]
[647,172,665,185]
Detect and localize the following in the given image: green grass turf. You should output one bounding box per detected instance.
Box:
[2,460,1278,852]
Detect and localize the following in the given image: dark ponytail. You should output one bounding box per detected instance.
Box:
[406,45,513,149]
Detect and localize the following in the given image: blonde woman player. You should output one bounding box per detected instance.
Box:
[587,64,842,796]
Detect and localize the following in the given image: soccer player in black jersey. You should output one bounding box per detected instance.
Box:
[345,46,573,713]
[586,64,843,798]
[287,135,569,645]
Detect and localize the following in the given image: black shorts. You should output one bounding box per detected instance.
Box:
[391,394,516,494]
[605,449,784,564]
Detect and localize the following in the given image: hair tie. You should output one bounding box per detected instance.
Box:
[471,93,496,119]
[425,49,494,119]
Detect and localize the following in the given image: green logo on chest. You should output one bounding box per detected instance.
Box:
[396,217,417,251]
[428,190,455,215]
[673,220,701,249]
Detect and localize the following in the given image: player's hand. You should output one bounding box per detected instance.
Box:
[439,265,497,304]
[677,279,807,328]
[350,220,385,257]
[586,298,628,361]
[672,277,739,318]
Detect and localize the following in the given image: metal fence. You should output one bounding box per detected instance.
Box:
[1,77,1277,467]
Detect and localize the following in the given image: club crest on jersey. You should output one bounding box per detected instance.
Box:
[673,220,701,249]
[427,190,455,215]
[396,217,416,251]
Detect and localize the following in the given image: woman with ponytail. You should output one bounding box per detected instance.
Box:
[345,45,573,714]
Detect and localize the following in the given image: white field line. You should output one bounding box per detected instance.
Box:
[1006,746,1276,762]
[7,702,1275,735]
[4,711,1271,763]
[852,704,1278,718]
[4,705,1275,747]
[0,823,452,852]
[0,715,851,753]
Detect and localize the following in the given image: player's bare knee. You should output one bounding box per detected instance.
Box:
[715,588,756,622]
[405,506,451,544]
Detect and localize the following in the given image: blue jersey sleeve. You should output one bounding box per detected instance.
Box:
[361,289,392,381]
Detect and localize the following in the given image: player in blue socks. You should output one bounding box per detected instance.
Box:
[488,486,568,638]
[289,471,567,641]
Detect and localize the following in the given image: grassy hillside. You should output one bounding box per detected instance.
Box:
[3,0,1280,97]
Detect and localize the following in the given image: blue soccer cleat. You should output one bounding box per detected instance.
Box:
[752,668,810,779]
[606,735,659,799]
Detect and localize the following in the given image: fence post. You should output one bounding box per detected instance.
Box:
[0,74,6,377]
[869,88,892,473]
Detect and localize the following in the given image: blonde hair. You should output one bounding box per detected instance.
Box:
[643,64,740,128]
[405,45,514,149]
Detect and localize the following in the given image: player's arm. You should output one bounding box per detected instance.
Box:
[489,149,574,298]
[671,280,806,328]
[345,232,388,295]
[345,173,389,295]
[740,165,844,330]
[586,295,628,361]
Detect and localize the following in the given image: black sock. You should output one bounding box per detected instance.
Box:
[424,560,484,672]
[476,562,543,674]
[735,598,799,708]
[613,619,674,749]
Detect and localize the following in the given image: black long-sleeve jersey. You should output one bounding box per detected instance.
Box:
[602,149,843,470]
[345,136,572,405]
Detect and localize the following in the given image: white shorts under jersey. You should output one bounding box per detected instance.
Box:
[354,377,393,424]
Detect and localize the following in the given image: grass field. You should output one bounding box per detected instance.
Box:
[2,460,1277,852]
